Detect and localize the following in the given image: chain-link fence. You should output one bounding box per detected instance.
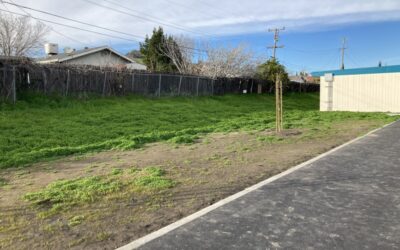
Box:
[0,60,319,103]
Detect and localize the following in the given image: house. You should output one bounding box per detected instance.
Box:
[312,65,400,113]
[37,43,147,70]
[289,75,306,84]
[290,73,317,84]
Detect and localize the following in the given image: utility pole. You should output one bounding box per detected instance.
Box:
[268,27,285,59]
[340,37,347,70]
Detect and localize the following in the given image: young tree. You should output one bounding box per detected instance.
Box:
[139,27,177,72]
[256,59,289,83]
[0,13,49,57]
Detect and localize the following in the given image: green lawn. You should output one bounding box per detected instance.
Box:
[0,92,396,169]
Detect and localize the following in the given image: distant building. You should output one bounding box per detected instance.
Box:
[312,65,400,113]
[289,75,306,84]
[37,44,147,70]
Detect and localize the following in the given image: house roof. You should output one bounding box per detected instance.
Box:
[311,65,400,77]
[289,75,306,83]
[36,46,135,64]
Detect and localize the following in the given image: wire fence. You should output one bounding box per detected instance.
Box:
[0,60,319,103]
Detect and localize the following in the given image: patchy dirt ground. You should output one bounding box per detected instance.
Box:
[0,120,387,249]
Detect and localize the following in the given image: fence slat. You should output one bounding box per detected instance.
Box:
[158,74,162,97]
[132,74,135,94]
[102,72,107,96]
[196,77,200,96]
[12,66,16,104]
[66,69,70,96]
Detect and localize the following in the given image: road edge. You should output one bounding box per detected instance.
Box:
[116,120,397,250]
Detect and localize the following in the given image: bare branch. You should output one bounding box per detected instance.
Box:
[0,13,49,57]
[159,35,196,75]
[198,43,261,79]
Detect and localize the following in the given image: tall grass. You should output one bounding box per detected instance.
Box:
[0,92,396,169]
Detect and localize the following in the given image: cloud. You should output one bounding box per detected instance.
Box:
[2,0,400,50]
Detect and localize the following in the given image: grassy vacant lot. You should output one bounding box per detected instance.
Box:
[0,92,394,169]
[0,93,398,249]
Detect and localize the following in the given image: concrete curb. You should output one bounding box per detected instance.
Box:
[116,121,397,250]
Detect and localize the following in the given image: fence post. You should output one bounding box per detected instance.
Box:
[131,73,135,93]
[146,74,149,96]
[158,74,162,97]
[2,67,6,95]
[42,69,47,94]
[196,77,200,96]
[211,79,214,96]
[12,66,16,104]
[102,72,107,96]
[66,69,70,96]
[178,75,182,96]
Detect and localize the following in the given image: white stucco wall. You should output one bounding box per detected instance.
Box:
[320,73,400,113]
[63,50,129,67]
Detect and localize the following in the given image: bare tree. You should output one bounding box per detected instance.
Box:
[160,35,196,74]
[0,13,49,57]
[199,44,261,79]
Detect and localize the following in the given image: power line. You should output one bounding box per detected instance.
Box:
[100,0,214,38]
[1,1,213,54]
[285,47,339,55]
[163,0,221,20]
[0,7,211,58]
[2,1,144,40]
[0,8,141,43]
[0,6,213,58]
[1,0,87,46]
[82,0,215,38]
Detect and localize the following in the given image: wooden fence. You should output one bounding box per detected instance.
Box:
[0,61,319,103]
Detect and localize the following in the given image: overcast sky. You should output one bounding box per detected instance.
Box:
[2,0,400,72]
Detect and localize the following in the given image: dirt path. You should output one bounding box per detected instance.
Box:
[0,120,386,249]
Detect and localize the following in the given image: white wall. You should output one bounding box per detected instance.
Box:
[320,73,400,113]
[64,50,129,67]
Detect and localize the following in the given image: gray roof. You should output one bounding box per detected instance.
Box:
[36,46,135,64]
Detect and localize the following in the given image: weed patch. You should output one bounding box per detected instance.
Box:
[68,215,85,227]
[134,167,175,189]
[23,167,174,216]
[0,178,7,187]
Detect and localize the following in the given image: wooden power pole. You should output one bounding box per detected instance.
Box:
[340,37,347,70]
[268,27,285,59]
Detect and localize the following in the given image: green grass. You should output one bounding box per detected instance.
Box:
[0,92,397,169]
[0,177,7,187]
[68,215,85,227]
[134,167,175,189]
[23,166,174,215]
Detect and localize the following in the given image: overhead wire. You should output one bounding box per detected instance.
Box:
[2,1,144,40]
[2,1,357,72]
[0,8,142,43]
[163,0,221,20]
[99,0,215,38]
[82,0,216,38]
[2,0,88,46]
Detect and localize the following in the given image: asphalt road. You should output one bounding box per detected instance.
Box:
[137,121,400,250]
